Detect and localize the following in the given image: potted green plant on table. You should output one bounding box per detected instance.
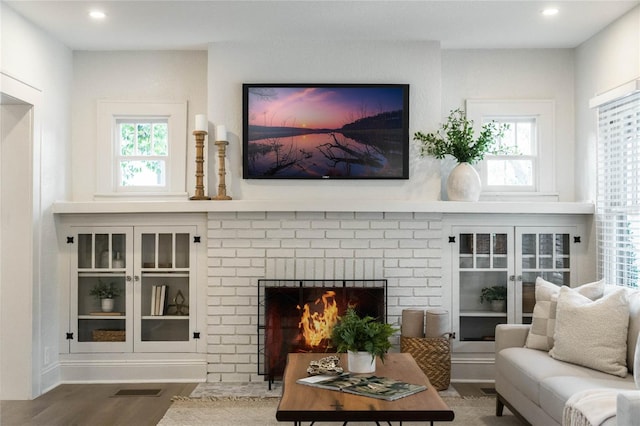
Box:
[90,280,121,313]
[330,307,398,373]
[480,285,508,312]
[413,108,509,201]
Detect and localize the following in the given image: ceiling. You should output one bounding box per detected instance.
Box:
[5,0,639,50]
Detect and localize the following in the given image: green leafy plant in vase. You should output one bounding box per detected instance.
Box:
[480,285,508,312]
[90,280,121,313]
[413,108,509,201]
[330,307,398,373]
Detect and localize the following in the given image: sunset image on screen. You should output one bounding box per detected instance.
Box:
[244,85,408,179]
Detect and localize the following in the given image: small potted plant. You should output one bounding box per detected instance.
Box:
[480,285,508,312]
[90,280,121,312]
[413,108,509,201]
[330,307,398,373]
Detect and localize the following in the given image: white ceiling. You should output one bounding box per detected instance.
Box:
[5,0,639,50]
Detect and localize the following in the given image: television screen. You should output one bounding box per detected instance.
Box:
[243,84,409,179]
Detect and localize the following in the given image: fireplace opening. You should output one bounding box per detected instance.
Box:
[258,279,387,386]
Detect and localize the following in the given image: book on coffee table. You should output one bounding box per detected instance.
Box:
[296,374,427,401]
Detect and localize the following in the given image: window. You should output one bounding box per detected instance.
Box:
[117,119,168,189]
[592,81,640,288]
[483,117,536,189]
[466,100,556,199]
[96,101,187,198]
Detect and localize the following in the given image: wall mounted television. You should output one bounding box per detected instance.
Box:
[242,84,409,179]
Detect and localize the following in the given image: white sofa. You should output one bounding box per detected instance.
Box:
[494,283,640,426]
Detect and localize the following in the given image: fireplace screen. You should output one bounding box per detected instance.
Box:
[258,279,387,384]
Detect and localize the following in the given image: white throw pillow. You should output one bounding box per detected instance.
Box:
[549,286,629,377]
[525,278,604,351]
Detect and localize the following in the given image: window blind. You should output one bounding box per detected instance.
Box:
[596,91,640,288]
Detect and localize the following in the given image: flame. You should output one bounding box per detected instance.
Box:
[298,291,339,348]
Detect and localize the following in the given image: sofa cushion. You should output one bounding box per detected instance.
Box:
[525,278,604,351]
[539,375,636,424]
[496,347,617,406]
[606,285,640,373]
[550,287,629,377]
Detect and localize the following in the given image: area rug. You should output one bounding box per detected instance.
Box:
[157,395,522,425]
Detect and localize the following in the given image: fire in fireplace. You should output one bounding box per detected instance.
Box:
[258,279,387,385]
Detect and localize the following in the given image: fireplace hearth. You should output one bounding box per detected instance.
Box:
[257,279,387,386]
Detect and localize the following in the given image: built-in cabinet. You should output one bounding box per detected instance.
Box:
[58,213,207,382]
[69,225,198,353]
[450,225,579,353]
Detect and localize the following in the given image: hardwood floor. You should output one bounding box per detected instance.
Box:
[0,382,197,426]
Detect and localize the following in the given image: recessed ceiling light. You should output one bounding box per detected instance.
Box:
[541,8,559,16]
[89,10,106,20]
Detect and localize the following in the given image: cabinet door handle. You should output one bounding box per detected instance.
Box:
[509,275,515,281]
[517,275,523,282]
[134,276,140,282]
[126,276,132,282]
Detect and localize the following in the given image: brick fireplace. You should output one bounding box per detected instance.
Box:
[206,211,444,382]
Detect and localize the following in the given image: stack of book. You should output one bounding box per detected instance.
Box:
[150,285,168,315]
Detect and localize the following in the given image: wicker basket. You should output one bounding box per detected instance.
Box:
[400,335,452,391]
[92,329,125,342]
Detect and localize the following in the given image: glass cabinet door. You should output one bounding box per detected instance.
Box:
[134,227,195,352]
[71,227,133,353]
[517,228,574,324]
[454,227,514,352]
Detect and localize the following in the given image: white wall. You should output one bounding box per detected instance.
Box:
[441,49,576,202]
[575,6,640,203]
[71,51,208,201]
[1,3,72,398]
[207,41,443,202]
[574,5,640,282]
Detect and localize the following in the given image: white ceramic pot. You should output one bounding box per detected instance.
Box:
[491,300,506,312]
[101,298,114,312]
[446,162,481,201]
[347,351,376,374]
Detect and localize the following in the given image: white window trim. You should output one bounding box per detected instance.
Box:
[466,99,557,201]
[96,100,188,200]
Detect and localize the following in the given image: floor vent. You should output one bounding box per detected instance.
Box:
[113,389,162,397]
[480,387,497,395]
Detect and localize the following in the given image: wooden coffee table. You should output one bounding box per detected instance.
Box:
[276,352,454,425]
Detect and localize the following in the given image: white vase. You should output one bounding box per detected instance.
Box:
[446,162,481,201]
[347,351,376,374]
[101,298,114,312]
[491,300,506,312]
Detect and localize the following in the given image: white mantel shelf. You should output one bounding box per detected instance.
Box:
[52,200,595,215]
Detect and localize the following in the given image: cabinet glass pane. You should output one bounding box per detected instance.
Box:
[141,234,156,268]
[460,317,505,341]
[555,234,570,256]
[141,274,189,341]
[158,233,173,268]
[522,256,536,269]
[112,234,126,268]
[459,271,508,312]
[522,234,536,255]
[476,234,491,255]
[175,233,190,268]
[95,234,110,269]
[460,234,473,255]
[539,234,553,256]
[540,257,553,269]
[78,234,92,269]
[494,234,507,255]
[77,275,127,342]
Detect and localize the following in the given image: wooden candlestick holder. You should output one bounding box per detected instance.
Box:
[213,140,232,200]
[189,130,211,200]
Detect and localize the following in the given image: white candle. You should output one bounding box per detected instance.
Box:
[195,114,207,132]
[216,125,227,141]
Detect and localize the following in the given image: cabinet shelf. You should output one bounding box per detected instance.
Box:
[460,311,507,318]
[79,314,125,319]
[142,315,189,320]
[78,272,127,277]
[142,272,189,277]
